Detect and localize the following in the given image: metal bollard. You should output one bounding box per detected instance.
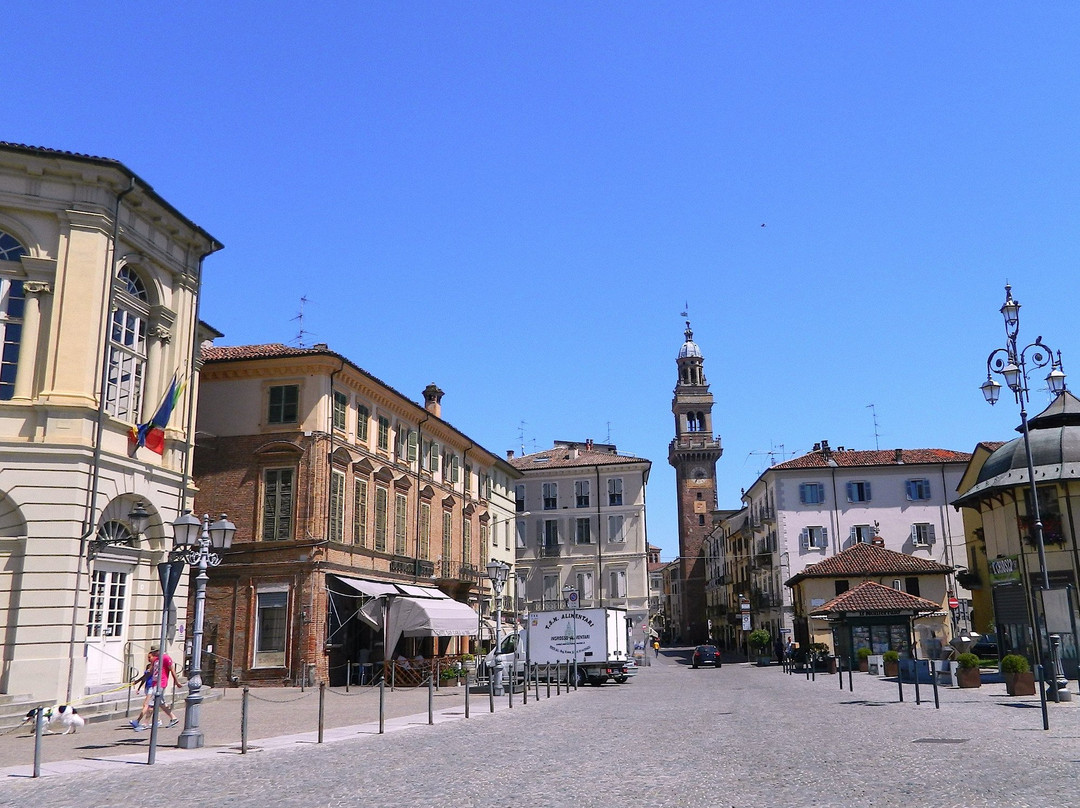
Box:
[1038,664,1049,731]
[839,657,844,690]
[241,687,249,754]
[488,670,495,713]
[379,677,385,734]
[535,665,540,701]
[557,662,562,695]
[914,666,921,706]
[346,659,351,693]
[508,666,514,709]
[931,661,940,709]
[32,707,44,778]
[465,671,470,718]
[897,672,904,703]
[428,673,434,725]
[523,665,528,705]
[547,664,551,698]
[847,660,853,692]
[318,682,325,743]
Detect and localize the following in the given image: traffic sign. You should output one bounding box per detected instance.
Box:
[568,590,578,604]
[948,596,959,610]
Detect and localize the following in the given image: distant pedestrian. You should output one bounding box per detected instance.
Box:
[130,648,181,731]
[652,640,660,658]
[774,637,785,663]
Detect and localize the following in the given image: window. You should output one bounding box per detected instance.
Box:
[850,524,874,544]
[105,267,148,422]
[329,470,345,542]
[353,478,368,547]
[608,478,623,506]
[543,483,558,510]
[515,484,525,513]
[356,404,370,441]
[408,431,418,462]
[87,569,127,638]
[332,391,347,432]
[442,511,452,561]
[609,569,627,598]
[0,275,25,400]
[419,502,431,559]
[516,520,526,548]
[543,519,559,547]
[464,464,473,494]
[846,481,872,503]
[394,493,408,554]
[486,521,495,547]
[911,523,935,547]
[449,454,460,484]
[254,590,288,668]
[374,486,388,551]
[575,480,590,508]
[268,385,299,424]
[834,580,849,597]
[906,479,931,501]
[262,468,295,540]
[608,514,625,543]
[575,517,591,544]
[799,483,825,505]
[575,571,594,600]
[905,577,920,597]
[463,519,472,564]
[377,416,390,451]
[543,574,560,605]
[698,514,705,526]
[0,231,26,262]
[427,442,440,472]
[800,526,828,550]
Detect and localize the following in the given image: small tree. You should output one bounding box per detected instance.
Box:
[1000,654,1030,674]
[956,652,980,669]
[748,629,771,652]
[856,647,873,661]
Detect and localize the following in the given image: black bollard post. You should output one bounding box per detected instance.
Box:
[318,682,325,743]
[914,666,921,706]
[32,707,44,778]
[557,662,562,695]
[847,659,853,692]
[897,672,904,703]
[428,673,434,725]
[465,671,470,718]
[241,687,249,754]
[931,661,940,709]
[1038,664,1049,731]
[547,664,551,698]
[488,670,495,713]
[346,659,351,693]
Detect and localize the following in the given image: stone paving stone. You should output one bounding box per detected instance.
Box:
[1,653,1078,807]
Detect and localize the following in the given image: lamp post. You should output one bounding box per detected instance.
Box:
[563,584,578,686]
[486,558,510,696]
[170,511,236,748]
[87,500,151,559]
[981,283,1069,700]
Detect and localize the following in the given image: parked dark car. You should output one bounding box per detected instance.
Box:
[971,633,999,658]
[692,644,722,668]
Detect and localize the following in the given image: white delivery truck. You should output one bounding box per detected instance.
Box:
[486,607,631,686]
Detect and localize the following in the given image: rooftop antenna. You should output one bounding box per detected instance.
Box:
[605,421,612,443]
[867,403,880,451]
[290,295,315,347]
[518,421,527,456]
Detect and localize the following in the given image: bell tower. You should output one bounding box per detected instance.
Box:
[668,320,722,644]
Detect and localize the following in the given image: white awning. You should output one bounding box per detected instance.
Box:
[357,592,479,653]
[332,576,400,598]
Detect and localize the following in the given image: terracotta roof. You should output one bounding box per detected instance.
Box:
[786,541,952,585]
[772,448,970,469]
[510,445,649,470]
[810,580,942,616]
[202,343,327,361]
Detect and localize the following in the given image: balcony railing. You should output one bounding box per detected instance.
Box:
[390,557,435,577]
[538,545,561,558]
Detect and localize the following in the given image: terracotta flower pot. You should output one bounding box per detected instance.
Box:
[884,660,899,678]
[956,666,982,688]
[858,659,868,673]
[1005,671,1036,696]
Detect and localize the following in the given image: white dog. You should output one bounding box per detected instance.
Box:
[23,705,85,735]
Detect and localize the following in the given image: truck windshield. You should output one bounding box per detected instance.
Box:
[499,634,518,654]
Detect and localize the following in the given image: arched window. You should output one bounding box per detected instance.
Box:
[0,230,27,400]
[105,267,149,421]
[697,412,706,431]
[96,520,135,548]
[687,413,698,432]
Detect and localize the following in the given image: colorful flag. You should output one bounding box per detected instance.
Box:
[130,375,185,454]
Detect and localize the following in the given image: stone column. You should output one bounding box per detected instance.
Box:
[11,281,51,400]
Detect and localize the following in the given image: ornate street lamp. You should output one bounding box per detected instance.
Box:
[486,558,511,696]
[170,511,235,748]
[981,283,1069,700]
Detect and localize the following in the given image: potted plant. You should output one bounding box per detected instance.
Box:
[955,652,981,688]
[748,629,772,666]
[856,647,872,673]
[882,650,900,678]
[1001,654,1036,696]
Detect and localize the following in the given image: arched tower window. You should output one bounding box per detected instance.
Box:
[0,230,28,401]
[687,412,698,432]
[105,267,149,421]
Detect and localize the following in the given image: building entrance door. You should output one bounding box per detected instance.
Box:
[85,564,131,687]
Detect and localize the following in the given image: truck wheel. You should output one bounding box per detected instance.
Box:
[613,676,627,684]
[588,677,603,686]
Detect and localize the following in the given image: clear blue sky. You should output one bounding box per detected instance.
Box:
[8,4,1080,559]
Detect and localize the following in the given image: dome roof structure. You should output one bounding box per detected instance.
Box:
[678,322,702,360]
[955,390,1080,506]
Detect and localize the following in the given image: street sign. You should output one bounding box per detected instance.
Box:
[741,614,751,631]
[568,590,578,604]
[948,596,959,610]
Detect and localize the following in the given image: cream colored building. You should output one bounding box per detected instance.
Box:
[0,143,220,702]
[510,441,652,635]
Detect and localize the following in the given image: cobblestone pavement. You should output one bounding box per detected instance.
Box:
[3,651,1080,807]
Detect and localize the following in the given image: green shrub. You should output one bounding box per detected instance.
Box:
[1001,654,1030,674]
[748,629,771,651]
[956,652,980,669]
[856,647,872,661]
[882,650,900,663]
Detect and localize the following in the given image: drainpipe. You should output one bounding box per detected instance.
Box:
[595,463,603,607]
[66,177,136,702]
[327,358,346,542]
[413,413,430,581]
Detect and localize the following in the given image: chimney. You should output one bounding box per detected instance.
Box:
[586,439,593,450]
[871,534,885,547]
[568,445,579,460]
[894,448,904,464]
[813,442,821,452]
[422,383,445,417]
[506,450,515,461]
[820,439,832,459]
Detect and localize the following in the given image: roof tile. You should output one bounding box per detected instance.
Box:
[811,580,941,615]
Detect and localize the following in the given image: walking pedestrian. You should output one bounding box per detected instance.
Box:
[130,648,181,731]
[652,640,660,658]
